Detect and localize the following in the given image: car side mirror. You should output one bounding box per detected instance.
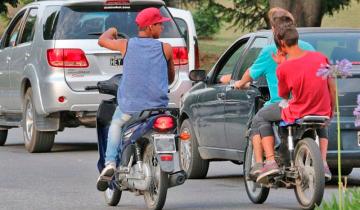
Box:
[189,70,206,82]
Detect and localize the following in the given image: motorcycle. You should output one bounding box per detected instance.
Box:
[86,74,188,210]
[243,85,326,210]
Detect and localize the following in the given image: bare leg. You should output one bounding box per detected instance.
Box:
[319,138,328,161]
[252,134,264,163]
[262,136,275,161]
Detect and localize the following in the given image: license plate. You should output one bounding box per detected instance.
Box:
[153,134,176,153]
[110,57,122,66]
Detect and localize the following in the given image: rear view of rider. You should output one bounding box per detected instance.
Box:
[96,7,175,191]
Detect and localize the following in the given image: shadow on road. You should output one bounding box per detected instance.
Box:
[1,142,98,153]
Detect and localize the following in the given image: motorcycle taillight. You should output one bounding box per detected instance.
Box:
[153,116,176,132]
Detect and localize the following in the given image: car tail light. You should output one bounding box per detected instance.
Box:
[195,39,200,69]
[47,49,89,68]
[172,47,188,66]
[160,154,173,161]
[153,116,175,132]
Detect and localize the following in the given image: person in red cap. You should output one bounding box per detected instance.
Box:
[96,7,175,191]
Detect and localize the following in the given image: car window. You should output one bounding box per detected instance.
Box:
[3,11,26,48]
[43,6,61,40]
[215,39,248,83]
[301,32,360,64]
[174,17,188,38]
[53,5,181,40]
[19,8,38,44]
[236,37,268,79]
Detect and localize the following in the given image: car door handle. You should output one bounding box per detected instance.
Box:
[217,93,226,100]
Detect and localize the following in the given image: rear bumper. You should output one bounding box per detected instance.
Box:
[37,69,191,115]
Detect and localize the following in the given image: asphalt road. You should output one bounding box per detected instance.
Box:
[1,128,359,210]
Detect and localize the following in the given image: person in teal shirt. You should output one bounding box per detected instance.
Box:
[220,8,334,180]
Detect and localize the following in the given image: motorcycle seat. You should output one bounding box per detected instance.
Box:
[278,115,329,127]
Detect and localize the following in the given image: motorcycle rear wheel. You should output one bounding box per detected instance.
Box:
[294,138,325,210]
[104,183,122,206]
[244,139,270,204]
[143,143,169,210]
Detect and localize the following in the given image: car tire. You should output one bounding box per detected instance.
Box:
[329,166,353,176]
[0,129,8,146]
[22,88,55,153]
[179,119,209,179]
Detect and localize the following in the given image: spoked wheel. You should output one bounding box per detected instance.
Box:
[104,182,122,206]
[244,139,269,204]
[143,143,168,210]
[294,138,325,210]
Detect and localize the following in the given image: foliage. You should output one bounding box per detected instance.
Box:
[184,0,360,31]
[0,0,18,15]
[193,4,221,38]
[316,188,360,210]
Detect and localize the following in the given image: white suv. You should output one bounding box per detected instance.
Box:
[0,0,198,152]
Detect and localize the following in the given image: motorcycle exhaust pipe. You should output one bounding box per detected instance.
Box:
[168,170,187,188]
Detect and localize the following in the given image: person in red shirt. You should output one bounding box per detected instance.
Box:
[255,25,336,183]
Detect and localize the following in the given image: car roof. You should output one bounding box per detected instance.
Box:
[30,0,165,6]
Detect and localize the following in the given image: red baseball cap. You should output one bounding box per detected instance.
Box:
[135,7,171,28]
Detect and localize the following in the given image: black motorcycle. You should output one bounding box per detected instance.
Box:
[86,75,187,210]
[243,85,326,210]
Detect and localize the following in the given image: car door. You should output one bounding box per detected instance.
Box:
[9,7,38,110]
[195,38,250,149]
[225,36,270,150]
[0,10,26,111]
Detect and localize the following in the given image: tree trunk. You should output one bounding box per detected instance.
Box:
[269,0,323,27]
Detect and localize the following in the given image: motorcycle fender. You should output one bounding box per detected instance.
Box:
[157,156,175,173]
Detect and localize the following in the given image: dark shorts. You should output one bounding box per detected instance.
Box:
[250,102,328,139]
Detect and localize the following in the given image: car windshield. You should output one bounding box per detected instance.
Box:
[300,32,360,65]
[53,5,181,39]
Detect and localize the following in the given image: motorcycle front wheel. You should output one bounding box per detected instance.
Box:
[143,143,169,210]
[294,138,325,210]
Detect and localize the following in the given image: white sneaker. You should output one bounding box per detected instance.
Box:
[96,163,116,191]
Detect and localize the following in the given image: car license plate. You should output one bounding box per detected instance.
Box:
[110,56,122,66]
[153,134,176,153]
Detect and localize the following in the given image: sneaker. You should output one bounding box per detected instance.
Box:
[256,160,280,183]
[323,161,332,182]
[249,162,263,180]
[96,163,116,191]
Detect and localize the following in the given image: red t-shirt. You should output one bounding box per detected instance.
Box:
[276,51,332,123]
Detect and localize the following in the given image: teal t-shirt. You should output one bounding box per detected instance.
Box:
[249,40,315,106]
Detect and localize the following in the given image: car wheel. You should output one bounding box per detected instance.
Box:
[22,88,55,153]
[179,119,209,179]
[0,129,8,146]
[329,166,353,176]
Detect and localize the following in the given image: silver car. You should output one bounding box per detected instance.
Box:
[0,0,196,152]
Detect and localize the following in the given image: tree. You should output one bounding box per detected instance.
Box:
[190,0,360,31]
[0,0,18,15]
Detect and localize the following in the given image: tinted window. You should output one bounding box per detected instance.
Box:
[216,39,248,82]
[301,32,360,64]
[174,17,187,38]
[237,37,268,79]
[43,6,61,40]
[54,5,181,40]
[4,12,25,48]
[20,8,38,44]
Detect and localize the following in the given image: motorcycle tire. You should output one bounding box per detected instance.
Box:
[143,143,169,210]
[244,139,269,204]
[104,184,122,206]
[294,138,325,210]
